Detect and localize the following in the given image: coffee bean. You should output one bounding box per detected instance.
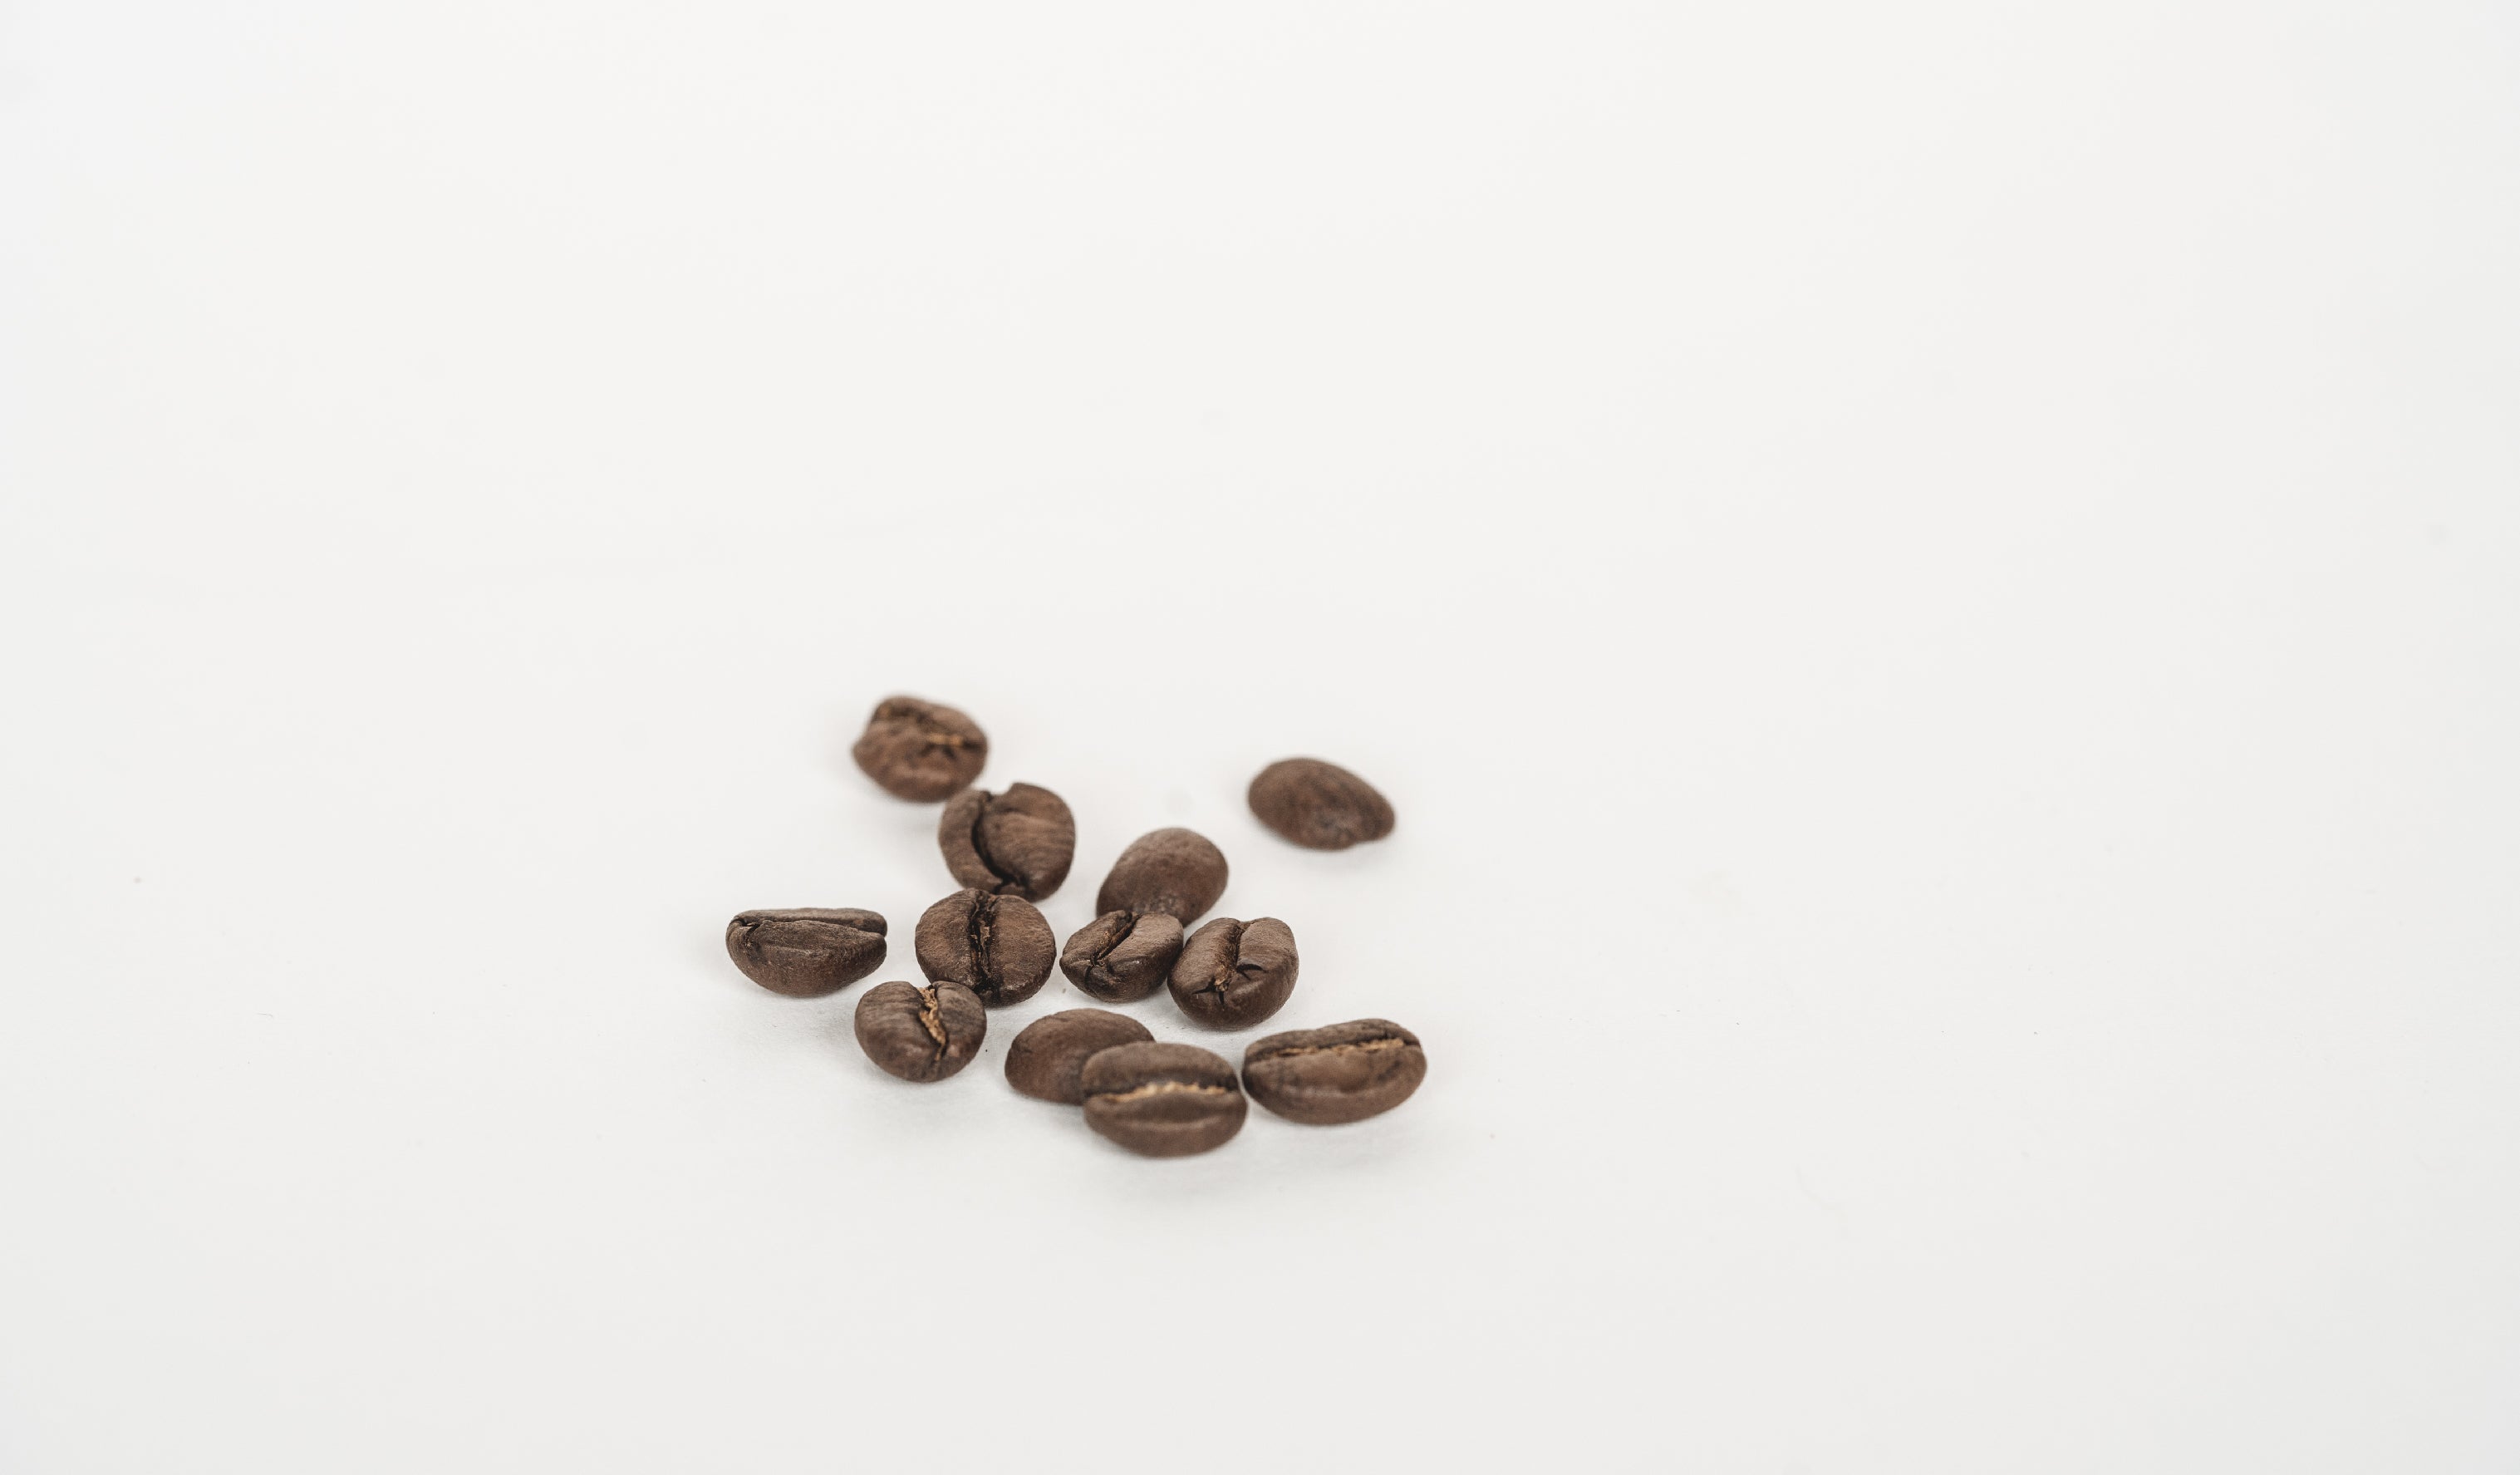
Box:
[1242,1019,1426,1124]
[1168,917,1299,1029]
[1058,909,1186,1003]
[725,907,887,997]
[936,783,1074,901]
[1004,1009,1155,1104]
[913,888,1056,1005]
[1094,828,1229,924]
[853,980,986,1081]
[1247,758,1393,850]
[1079,1042,1246,1157]
[852,696,987,802]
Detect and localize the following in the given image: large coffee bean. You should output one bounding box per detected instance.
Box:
[1004,1009,1154,1104]
[1094,828,1228,924]
[725,908,887,997]
[852,696,987,802]
[1242,1019,1426,1124]
[1058,910,1186,1003]
[1247,758,1393,850]
[936,783,1074,900]
[853,980,986,1082]
[1079,1042,1246,1157]
[1168,917,1299,1030]
[913,889,1056,1005]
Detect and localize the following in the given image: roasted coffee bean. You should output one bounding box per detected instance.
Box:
[1247,758,1394,850]
[1058,910,1186,1003]
[1079,1042,1246,1157]
[913,888,1056,1005]
[936,783,1074,900]
[725,908,887,997]
[1168,917,1299,1029]
[1004,1009,1155,1104]
[853,980,986,1081]
[852,696,987,802]
[1094,828,1228,924]
[1242,1019,1426,1124]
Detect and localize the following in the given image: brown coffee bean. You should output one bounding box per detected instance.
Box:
[724,907,887,997]
[912,889,1056,1005]
[1079,1042,1246,1157]
[1094,828,1228,924]
[1058,909,1186,1003]
[1168,917,1299,1030]
[1247,758,1393,850]
[852,696,987,802]
[936,783,1074,900]
[1242,1019,1426,1124]
[853,980,986,1081]
[1004,1009,1154,1104]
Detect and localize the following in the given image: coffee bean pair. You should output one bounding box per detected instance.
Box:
[1006,1010,1427,1156]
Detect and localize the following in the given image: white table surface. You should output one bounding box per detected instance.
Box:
[4,2,2517,1470]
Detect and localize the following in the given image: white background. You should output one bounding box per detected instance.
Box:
[4,2,2518,1470]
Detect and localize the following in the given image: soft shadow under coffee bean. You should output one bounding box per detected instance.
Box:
[1168,917,1299,1029]
[1059,910,1186,1003]
[854,980,986,1081]
[936,783,1073,900]
[1242,1018,1426,1124]
[725,908,887,997]
[1004,1009,1154,1104]
[1094,828,1229,924]
[1079,1042,1246,1157]
[913,889,1056,1005]
[1247,758,1394,850]
[852,695,988,802]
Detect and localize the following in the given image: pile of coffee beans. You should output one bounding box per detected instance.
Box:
[725,695,1422,1157]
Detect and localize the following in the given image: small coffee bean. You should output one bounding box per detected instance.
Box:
[1058,909,1186,1003]
[913,888,1056,1005]
[1247,758,1393,850]
[1004,1009,1154,1104]
[853,980,986,1081]
[1242,1019,1426,1124]
[852,696,987,802]
[1079,1042,1246,1157]
[1094,828,1228,924]
[936,783,1074,901]
[1168,917,1299,1029]
[725,907,887,997]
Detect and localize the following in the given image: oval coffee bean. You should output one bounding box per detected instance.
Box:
[725,907,887,998]
[1242,1019,1427,1124]
[852,695,987,802]
[853,980,986,1082]
[1079,1042,1246,1157]
[936,783,1074,900]
[913,888,1056,1005]
[1247,758,1394,851]
[1058,909,1186,1003]
[1168,917,1299,1030]
[1094,828,1228,924]
[1004,1009,1154,1104]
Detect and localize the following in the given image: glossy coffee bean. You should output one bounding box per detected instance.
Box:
[1079,1042,1246,1157]
[1242,1019,1427,1124]
[1247,758,1394,850]
[1168,917,1299,1029]
[1058,910,1186,1003]
[1094,828,1228,924]
[853,980,986,1082]
[725,908,887,997]
[1004,1009,1154,1104]
[936,783,1074,900]
[913,889,1056,1005]
[852,696,987,802]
